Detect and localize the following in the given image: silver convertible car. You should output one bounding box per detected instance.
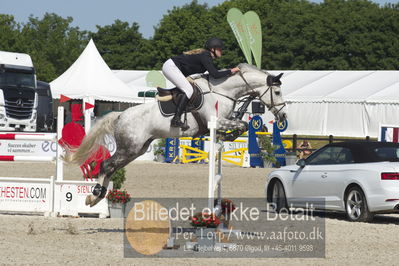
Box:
[266,141,399,222]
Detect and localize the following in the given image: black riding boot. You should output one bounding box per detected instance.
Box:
[171,94,190,131]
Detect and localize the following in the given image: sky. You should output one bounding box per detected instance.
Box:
[1,0,398,39]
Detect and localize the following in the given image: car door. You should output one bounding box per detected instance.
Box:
[319,147,355,209]
[290,146,352,209]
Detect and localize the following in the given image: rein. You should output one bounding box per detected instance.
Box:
[200,70,286,118]
[238,71,286,117]
[203,76,237,103]
[202,71,256,103]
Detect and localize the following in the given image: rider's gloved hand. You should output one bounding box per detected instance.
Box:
[230,67,240,74]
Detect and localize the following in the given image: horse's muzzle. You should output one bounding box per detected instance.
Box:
[275,112,287,123]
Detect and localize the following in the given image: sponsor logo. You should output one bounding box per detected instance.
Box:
[251,118,261,130]
[277,120,288,132]
[16,99,23,107]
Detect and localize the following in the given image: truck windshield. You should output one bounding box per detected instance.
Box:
[0,71,35,88]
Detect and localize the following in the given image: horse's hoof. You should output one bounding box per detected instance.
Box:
[86,195,101,207]
[85,195,92,206]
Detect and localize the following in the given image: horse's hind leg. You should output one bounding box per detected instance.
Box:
[85,150,132,207]
[86,137,155,207]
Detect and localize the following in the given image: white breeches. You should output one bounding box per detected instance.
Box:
[162,59,193,98]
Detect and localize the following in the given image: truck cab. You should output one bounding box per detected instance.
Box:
[0,51,38,131]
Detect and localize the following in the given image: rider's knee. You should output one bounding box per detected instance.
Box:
[181,86,193,98]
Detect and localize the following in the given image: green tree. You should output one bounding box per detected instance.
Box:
[0,14,20,51]
[18,13,88,81]
[2,0,399,77]
[91,20,152,70]
[151,0,217,68]
[214,0,399,70]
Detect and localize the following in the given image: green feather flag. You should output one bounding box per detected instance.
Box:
[227,8,253,65]
[146,70,166,88]
[244,11,262,69]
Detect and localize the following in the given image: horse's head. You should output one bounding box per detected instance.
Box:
[237,64,287,122]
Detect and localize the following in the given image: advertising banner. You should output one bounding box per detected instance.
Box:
[273,120,289,166]
[0,133,57,157]
[165,138,179,163]
[227,8,253,65]
[248,115,264,167]
[0,178,51,212]
[244,11,262,68]
[146,70,166,88]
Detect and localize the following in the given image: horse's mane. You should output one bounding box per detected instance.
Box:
[237,63,269,76]
[198,63,268,85]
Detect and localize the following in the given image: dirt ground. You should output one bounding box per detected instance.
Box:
[0,161,398,265]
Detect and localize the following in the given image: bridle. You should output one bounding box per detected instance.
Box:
[202,70,286,118]
[238,71,286,118]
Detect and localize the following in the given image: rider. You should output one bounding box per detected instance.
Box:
[162,37,241,130]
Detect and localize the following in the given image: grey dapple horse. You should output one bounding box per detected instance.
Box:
[63,63,287,207]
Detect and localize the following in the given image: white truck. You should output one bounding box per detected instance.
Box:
[0,51,53,132]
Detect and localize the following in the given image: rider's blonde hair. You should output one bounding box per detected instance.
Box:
[183,48,206,55]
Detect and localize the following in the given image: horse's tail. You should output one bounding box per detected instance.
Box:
[63,112,121,165]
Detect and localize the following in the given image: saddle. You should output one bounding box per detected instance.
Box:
[156,80,204,117]
[156,78,208,136]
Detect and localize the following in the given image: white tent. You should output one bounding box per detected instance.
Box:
[50,39,145,131]
[51,39,144,103]
[268,70,399,138]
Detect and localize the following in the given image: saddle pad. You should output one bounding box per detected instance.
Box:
[157,85,204,117]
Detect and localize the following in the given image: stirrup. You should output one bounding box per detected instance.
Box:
[181,123,190,131]
[171,119,189,131]
[171,119,184,127]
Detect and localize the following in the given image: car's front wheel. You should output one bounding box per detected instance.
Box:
[270,180,288,212]
[345,186,374,222]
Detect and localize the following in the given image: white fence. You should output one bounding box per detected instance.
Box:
[0,106,110,217]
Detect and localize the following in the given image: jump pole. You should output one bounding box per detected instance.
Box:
[56,106,64,181]
[208,115,222,215]
[0,107,64,181]
[0,134,57,141]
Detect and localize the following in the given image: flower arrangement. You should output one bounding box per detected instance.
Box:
[190,212,221,228]
[106,189,131,204]
[219,198,236,215]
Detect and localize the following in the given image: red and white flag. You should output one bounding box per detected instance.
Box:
[60,94,71,103]
[84,102,95,110]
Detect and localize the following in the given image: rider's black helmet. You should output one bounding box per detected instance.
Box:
[205,37,224,50]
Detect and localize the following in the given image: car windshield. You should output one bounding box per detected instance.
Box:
[373,147,399,161]
[0,71,35,88]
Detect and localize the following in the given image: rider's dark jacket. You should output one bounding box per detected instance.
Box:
[172,51,231,79]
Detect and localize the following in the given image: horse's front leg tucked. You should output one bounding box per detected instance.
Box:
[216,118,248,141]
